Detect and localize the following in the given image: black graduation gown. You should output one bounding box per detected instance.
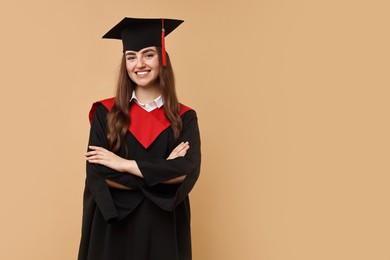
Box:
[78,98,201,260]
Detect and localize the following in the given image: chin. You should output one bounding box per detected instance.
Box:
[137,83,156,89]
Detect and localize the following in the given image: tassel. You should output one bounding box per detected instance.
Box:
[161,18,167,67]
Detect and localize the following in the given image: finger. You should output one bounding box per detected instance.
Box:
[180,144,190,152]
[85,154,99,160]
[176,151,186,157]
[177,141,189,148]
[180,142,190,150]
[179,145,190,155]
[85,153,104,161]
[88,153,108,161]
[172,142,185,151]
[168,149,180,159]
[176,145,189,155]
[89,146,105,151]
[87,158,101,164]
[179,147,189,155]
[85,151,99,156]
[167,142,190,160]
[174,142,189,152]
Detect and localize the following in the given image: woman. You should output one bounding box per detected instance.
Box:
[78,18,201,260]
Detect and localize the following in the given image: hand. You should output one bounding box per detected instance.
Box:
[167,141,190,160]
[85,146,128,172]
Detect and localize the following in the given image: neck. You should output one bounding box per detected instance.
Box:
[134,85,161,104]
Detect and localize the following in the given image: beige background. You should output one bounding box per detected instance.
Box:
[1,0,389,259]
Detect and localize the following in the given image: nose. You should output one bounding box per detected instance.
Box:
[135,57,145,68]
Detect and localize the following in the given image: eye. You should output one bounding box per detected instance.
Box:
[144,53,155,59]
[126,55,136,61]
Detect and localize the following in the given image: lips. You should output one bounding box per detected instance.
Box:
[135,70,150,75]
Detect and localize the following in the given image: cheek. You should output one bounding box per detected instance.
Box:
[151,68,160,79]
[151,62,160,76]
[126,62,135,77]
[153,59,161,70]
[126,59,138,70]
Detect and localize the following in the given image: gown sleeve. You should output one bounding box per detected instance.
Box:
[136,110,201,210]
[86,103,145,223]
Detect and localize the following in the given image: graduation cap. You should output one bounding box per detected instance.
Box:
[102,17,184,66]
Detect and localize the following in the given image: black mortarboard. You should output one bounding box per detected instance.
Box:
[102,17,184,66]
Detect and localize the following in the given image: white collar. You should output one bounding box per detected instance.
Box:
[130,91,164,112]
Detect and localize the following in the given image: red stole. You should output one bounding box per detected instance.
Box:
[89,97,191,149]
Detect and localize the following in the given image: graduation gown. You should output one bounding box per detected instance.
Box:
[78,98,201,260]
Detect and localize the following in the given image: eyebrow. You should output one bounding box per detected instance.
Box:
[125,48,156,56]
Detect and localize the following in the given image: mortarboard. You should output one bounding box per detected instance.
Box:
[102,17,184,66]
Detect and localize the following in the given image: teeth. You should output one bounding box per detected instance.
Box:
[136,71,149,75]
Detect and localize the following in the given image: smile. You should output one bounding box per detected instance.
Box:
[135,70,150,75]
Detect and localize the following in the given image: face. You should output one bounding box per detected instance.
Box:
[125,46,160,89]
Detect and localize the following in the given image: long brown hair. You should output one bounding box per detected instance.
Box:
[107,47,182,152]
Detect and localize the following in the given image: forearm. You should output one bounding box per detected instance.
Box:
[106,179,132,190]
[121,159,143,177]
[162,175,186,184]
[122,159,185,184]
[135,110,201,186]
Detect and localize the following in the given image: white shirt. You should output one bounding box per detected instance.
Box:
[130,91,164,112]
